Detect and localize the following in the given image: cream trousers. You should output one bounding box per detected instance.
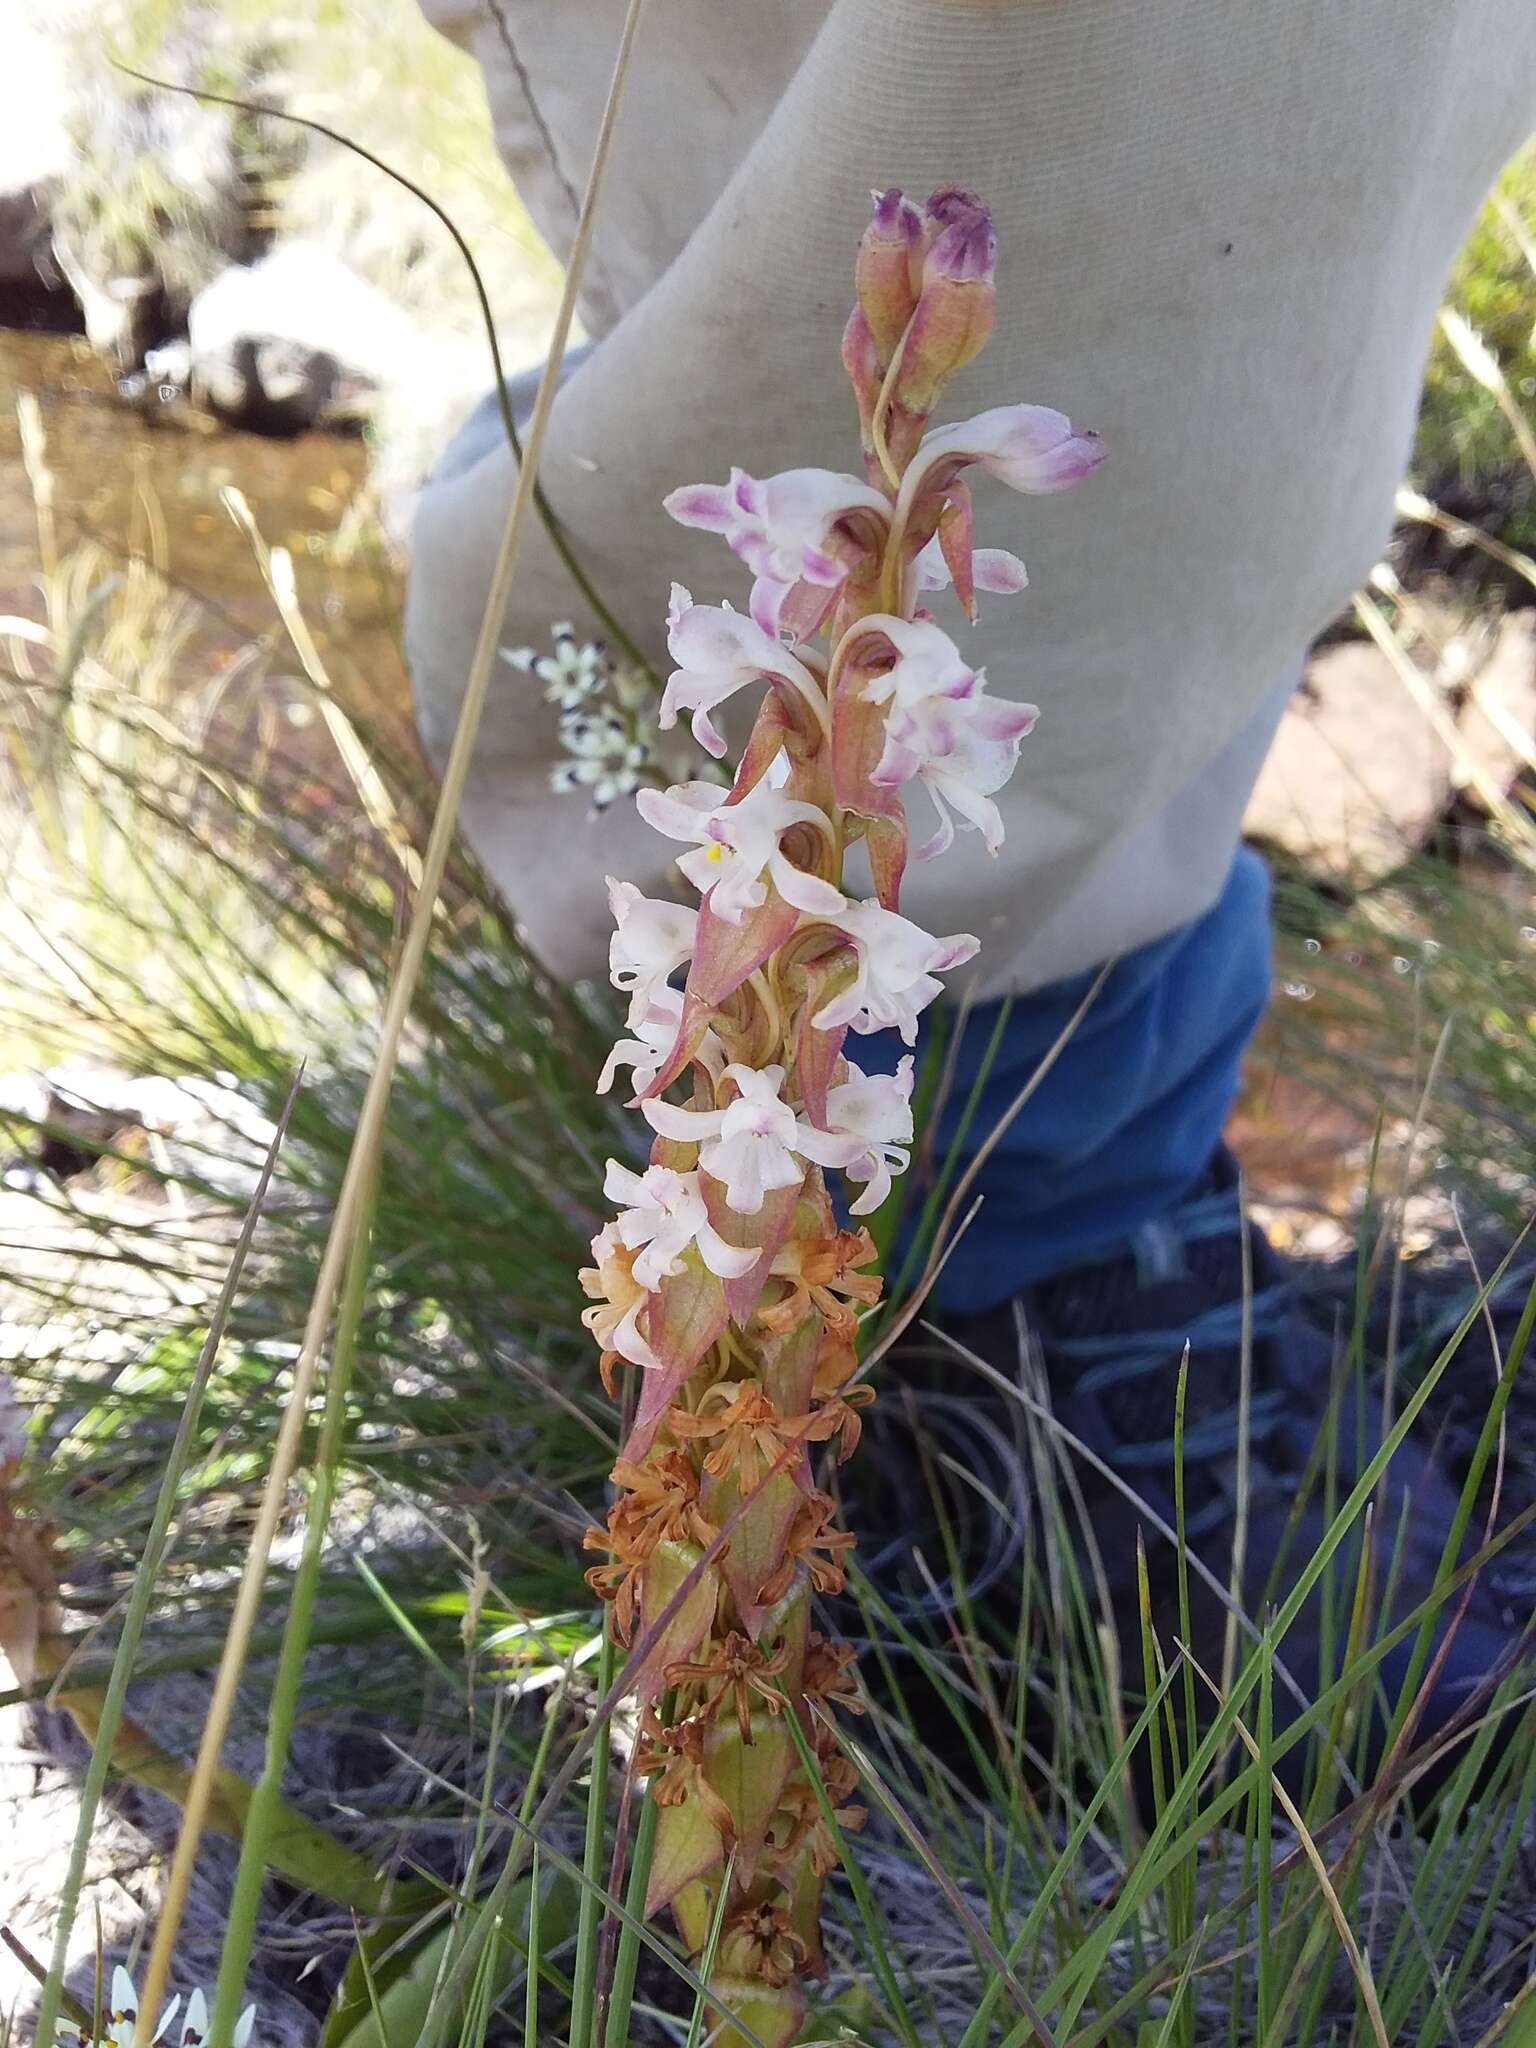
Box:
[406,0,1536,995]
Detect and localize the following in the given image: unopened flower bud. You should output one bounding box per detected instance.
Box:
[853,187,924,364]
[840,305,882,464]
[922,184,990,236]
[886,192,997,422]
[926,211,996,288]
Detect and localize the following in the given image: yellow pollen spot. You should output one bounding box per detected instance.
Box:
[705,842,726,863]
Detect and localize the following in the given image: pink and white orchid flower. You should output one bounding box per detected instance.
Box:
[855,617,1038,859]
[858,615,982,712]
[820,1055,916,1214]
[660,584,823,759]
[881,696,1038,859]
[607,876,696,1027]
[604,1159,759,1289]
[598,985,723,1098]
[581,1221,663,1371]
[813,899,979,1043]
[860,614,1040,856]
[636,761,846,924]
[642,1062,864,1216]
[896,403,1106,523]
[665,468,890,638]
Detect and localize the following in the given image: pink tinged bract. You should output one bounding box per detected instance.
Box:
[828,636,909,911]
[603,1159,758,1289]
[702,1172,803,1326]
[663,469,890,638]
[636,1537,718,1705]
[811,899,979,1044]
[787,949,855,1125]
[636,766,845,926]
[659,584,822,759]
[623,1262,731,1458]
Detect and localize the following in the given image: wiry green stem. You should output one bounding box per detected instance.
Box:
[568,1619,617,2048]
[31,1076,301,2048]
[206,1146,382,2048]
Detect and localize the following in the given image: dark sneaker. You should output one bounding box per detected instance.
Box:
[862,1148,1529,1781]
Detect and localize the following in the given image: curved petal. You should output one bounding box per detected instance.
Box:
[662,482,739,531]
[642,1098,724,1143]
[930,931,981,972]
[658,672,730,757]
[869,727,926,788]
[597,1033,654,1094]
[929,769,1007,854]
[635,781,727,842]
[847,1155,895,1214]
[768,854,847,916]
[749,575,795,638]
[911,781,958,863]
[973,546,1029,593]
[603,1158,650,1209]
[694,1217,762,1279]
[668,598,818,693]
[791,1121,869,1171]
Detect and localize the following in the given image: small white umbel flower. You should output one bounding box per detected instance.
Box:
[60,1969,255,2047]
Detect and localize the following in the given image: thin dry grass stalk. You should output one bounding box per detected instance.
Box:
[124,2,652,2038]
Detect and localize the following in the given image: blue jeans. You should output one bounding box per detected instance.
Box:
[861,847,1274,1313]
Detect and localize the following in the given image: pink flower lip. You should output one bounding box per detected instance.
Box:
[925,215,996,285]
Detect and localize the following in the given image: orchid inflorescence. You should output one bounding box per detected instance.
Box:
[579,185,1101,2044]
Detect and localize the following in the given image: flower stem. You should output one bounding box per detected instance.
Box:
[601,1745,666,2046]
[568,1616,619,2048]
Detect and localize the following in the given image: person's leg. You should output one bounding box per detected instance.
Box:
[855,847,1521,1752]
[863,846,1274,1311]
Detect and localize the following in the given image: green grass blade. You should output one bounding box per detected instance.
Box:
[30,1075,301,2048]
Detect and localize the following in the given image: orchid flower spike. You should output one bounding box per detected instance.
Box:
[584,179,1100,2044]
